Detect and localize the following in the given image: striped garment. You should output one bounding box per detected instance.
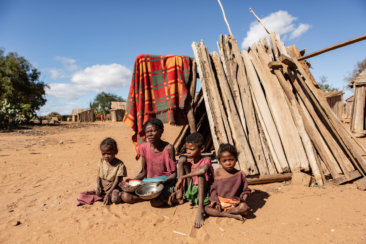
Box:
[123,54,191,156]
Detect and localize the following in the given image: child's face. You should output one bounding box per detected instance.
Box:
[185,142,203,159]
[145,124,162,144]
[219,151,237,172]
[101,146,116,163]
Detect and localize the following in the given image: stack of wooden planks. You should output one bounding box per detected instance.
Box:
[175,33,366,186]
[350,69,366,137]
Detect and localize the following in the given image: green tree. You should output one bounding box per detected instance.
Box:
[318,76,336,92]
[0,49,47,128]
[345,58,366,84]
[90,92,125,116]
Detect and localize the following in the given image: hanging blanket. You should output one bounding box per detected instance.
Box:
[123,54,191,156]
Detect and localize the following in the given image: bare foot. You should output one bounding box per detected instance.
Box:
[229,214,245,222]
[167,192,176,206]
[194,211,205,228]
[175,190,184,205]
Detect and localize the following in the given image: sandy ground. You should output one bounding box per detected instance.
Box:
[1,121,366,244]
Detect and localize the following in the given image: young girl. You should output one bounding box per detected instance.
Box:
[122,118,177,207]
[76,137,127,206]
[205,143,251,221]
[174,132,214,228]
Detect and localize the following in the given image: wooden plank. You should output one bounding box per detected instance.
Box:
[211,51,259,175]
[247,173,292,185]
[351,86,366,135]
[218,35,247,134]
[242,50,290,172]
[192,42,220,152]
[298,35,366,61]
[252,44,309,172]
[186,59,197,133]
[268,62,323,185]
[225,36,268,175]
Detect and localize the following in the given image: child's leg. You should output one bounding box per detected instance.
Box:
[227,202,250,215]
[204,205,244,221]
[111,189,122,204]
[121,192,143,204]
[194,175,206,228]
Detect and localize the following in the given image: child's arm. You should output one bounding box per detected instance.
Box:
[96,176,103,196]
[175,164,209,189]
[240,172,251,202]
[104,176,122,205]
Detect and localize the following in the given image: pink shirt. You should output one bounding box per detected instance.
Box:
[138,141,177,178]
[189,157,214,186]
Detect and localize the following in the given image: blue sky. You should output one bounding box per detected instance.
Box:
[1,0,365,115]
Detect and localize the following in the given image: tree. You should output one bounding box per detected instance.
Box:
[90,92,125,116]
[345,58,366,84]
[0,49,47,128]
[318,76,337,92]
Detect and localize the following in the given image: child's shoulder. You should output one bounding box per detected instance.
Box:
[214,168,243,177]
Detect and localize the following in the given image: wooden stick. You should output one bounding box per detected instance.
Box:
[247,173,292,185]
[298,35,366,61]
[249,8,270,34]
[218,0,233,36]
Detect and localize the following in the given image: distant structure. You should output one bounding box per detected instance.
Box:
[344,95,354,122]
[110,101,126,122]
[323,90,344,120]
[349,69,366,137]
[72,109,95,122]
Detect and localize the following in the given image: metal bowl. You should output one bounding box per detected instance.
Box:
[135,183,164,200]
[120,180,142,192]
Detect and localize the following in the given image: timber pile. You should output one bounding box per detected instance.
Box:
[175,33,366,186]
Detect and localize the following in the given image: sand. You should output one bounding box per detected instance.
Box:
[1,121,366,243]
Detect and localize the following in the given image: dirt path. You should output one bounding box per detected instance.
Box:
[0,122,365,243]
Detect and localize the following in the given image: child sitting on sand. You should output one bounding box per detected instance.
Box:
[122,118,177,207]
[174,132,214,228]
[76,137,127,206]
[205,143,251,221]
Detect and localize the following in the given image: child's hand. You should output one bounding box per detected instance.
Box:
[175,178,183,191]
[103,192,111,205]
[240,194,248,202]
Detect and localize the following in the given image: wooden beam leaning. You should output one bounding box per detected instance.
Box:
[268,61,323,185]
[225,35,268,175]
[251,44,309,172]
[242,50,290,173]
[192,42,220,152]
[186,59,197,133]
[211,51,259,175]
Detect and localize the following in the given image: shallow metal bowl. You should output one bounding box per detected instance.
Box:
[120,180,142,193]
[135,183,164,200]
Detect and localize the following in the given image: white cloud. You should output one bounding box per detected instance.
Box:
[48,68,66,80]
[71,63,132,92]
[290,23,311,40]
[46,83,87,100]
[55,56,78,71]
[241,10,311,49]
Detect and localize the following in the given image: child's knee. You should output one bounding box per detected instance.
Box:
[121,192,133,203]
[177,156,187,167]
[111,191,121,204]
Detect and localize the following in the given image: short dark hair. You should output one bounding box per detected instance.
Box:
[186,132,204,147]
[143,118,164,133]
[100,137,118,152]
[217,143,238,160]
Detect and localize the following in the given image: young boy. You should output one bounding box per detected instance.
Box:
[174,132,214,228]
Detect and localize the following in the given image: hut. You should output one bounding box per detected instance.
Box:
[344,96,354,122]
[72,109,95,122]
[350,69,366,137]
[110,101,126,122]
[323,90,344,120]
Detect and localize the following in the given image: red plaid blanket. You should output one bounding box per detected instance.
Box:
[123,54,191,156]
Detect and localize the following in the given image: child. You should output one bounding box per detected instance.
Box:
[174,132,214,228]
[205,143,251,221]
[121,118,177,207]
[76,137,127,206]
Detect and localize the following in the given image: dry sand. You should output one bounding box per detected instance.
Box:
[1,122,366,243]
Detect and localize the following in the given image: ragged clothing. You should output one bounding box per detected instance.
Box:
[188,157,214,186]
[76,189,121,206]
[209,169,251,205]
[98,158,127,192]
[138,141,177,178]
[123,54,192,156]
